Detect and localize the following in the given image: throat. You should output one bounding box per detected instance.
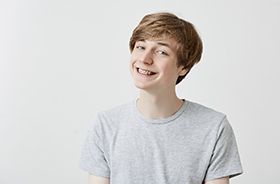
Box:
[136,97,184,119]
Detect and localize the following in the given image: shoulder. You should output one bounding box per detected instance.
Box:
[87,101,134,138]
[99,100,134,119]
[92,100,134,127]
[185,100,227,127]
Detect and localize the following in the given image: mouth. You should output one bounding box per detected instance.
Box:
[136,67,157,76]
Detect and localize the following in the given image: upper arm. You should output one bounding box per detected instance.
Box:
[204,117,243,180]
[88,174,110,184]
[80,114,110,181]
[204,177,229,184]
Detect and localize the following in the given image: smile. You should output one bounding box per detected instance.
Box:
[136,67,156,76]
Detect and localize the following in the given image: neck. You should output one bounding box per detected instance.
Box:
[137,89,184,119]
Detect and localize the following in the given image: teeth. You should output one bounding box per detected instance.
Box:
[138,68,153,75]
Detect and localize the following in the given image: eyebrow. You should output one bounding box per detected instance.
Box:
[156,41,171,47]
[137,40,173,49]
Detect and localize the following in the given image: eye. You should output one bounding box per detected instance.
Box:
[156,50,169,56]
[135,45,145,50]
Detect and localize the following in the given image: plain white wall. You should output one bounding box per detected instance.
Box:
[1,0,279,183]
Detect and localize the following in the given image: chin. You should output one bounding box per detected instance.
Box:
[134,82,149,90]
[131,69,159,90]
[133,81,157,91]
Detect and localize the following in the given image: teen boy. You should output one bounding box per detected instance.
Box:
[80,12,243,184]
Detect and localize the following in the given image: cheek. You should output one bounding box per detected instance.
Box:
[130,54,140,69]
[129,56,134,66]
[129,60,135,70]
[161,62,175,73]
[130,53,136,63]
[162,64,180,79]
[129,58,136,72]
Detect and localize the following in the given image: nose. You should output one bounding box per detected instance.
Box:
[139,50,153,65]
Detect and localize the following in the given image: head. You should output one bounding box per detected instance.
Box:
[129,12,203,84]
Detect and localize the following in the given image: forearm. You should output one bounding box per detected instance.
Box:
[88,175,110,184]
[204,176,229,184]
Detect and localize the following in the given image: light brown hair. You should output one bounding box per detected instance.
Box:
[129,12,203,84]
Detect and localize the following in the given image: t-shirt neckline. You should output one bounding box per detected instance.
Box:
[133,98,189,124]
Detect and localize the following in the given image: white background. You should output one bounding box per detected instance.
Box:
[1,0,279,183]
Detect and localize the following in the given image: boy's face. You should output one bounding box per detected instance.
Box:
[130,38,187,91]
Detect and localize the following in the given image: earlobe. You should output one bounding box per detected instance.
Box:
[178,68,188,76]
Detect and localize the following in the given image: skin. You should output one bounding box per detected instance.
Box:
[130,39,187,119]
[88,175,109,184]
[205,177,229,184]
[88,175,229,184]
[88,39,230,184]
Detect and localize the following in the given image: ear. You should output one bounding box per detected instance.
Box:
[178,67,189,76]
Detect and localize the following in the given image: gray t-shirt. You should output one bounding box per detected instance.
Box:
[80,99,243,183]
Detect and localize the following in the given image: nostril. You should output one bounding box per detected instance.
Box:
[143,59,153,65]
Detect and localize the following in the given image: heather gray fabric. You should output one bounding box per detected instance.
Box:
[80,99,243,183]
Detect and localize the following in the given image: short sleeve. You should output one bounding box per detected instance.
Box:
[79,114,110,178]
[204,117,243,181]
